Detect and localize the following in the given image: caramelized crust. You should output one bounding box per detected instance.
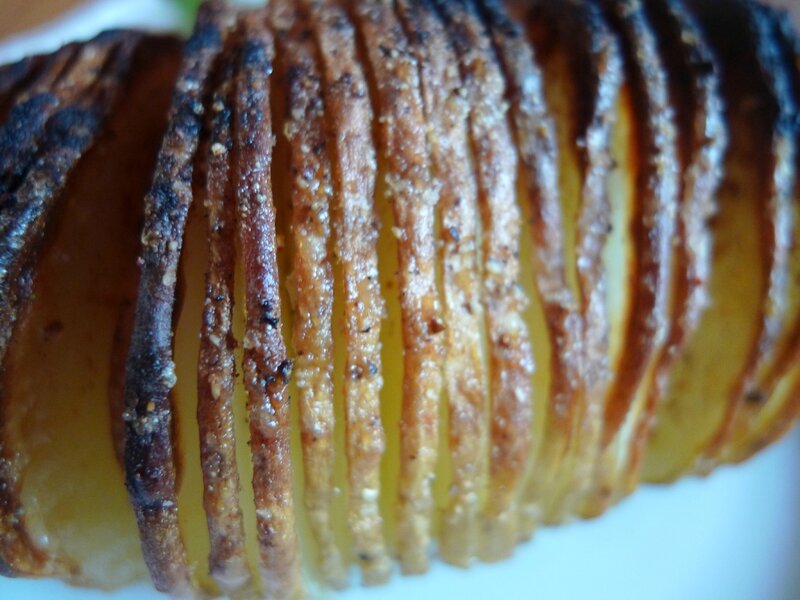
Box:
[0,35,140,578]
[582,0,678,514]
[355,0,445,575]
[623,0,726,492]
[397,0,488,567]
[481,0,581,544]
[643,0,783,481]
[433,0,535,559]
[521,0,623,523]
[270,0,347,587]
[717,5,800,465]
[196,39,252,596]
[0,54,45,120]
[302,0,390,585]
[0,31,178,581]
[233,12,302,599]
[122,3,234,594]
[2,0,800,595]
[698,1,799,469]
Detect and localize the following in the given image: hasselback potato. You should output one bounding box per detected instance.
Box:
[0,0,798,597]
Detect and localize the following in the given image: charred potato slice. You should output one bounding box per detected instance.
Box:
[396,0,490,568]
[719,5,800,464]
[0,33,180,585]
[694,0,797,472]
[619,0,726,495]
[122,3,235,594]
[481,0,580,551]
[578,0,679,517]
[354,0,445,574]
[433,0,536,560]
[643,0,787,482]
[520,0,624,525]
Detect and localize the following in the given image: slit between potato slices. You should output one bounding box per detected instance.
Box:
[233,240,264,595]
[174,202,217,592]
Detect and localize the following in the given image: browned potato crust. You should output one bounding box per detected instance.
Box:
[520,0,624,524]
[270,0,348,588]
[0,54,45,120]
[301,0,391,585]
[196,37,253,597]
[122,3,234,594]
[643,0,784,481]
[2,0,800,596]
[718,5,800,465]
[396,0,489,568]
[622,0,726,494]
[581,0,678,515]
[0,31,179,581]
[481,0,581,544]
[698,1,799,469]
[233,12,303,599]
[355,0,445,575]
[433,0,535,559]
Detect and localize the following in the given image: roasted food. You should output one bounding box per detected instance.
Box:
[0,0,798,598]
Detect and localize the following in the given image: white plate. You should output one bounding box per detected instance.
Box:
[1,2,799,598]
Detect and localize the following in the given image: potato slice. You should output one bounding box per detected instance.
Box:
[0,54,46,120]
[301,0,391,585]
[195,37,253,596]
[521,0,624,524]
[617,0,726,496]
[0,33,180,584]
[233,12,304,600]
[355,0,445,575]
[719,7,800,465]
[578,0,679,517]
[122,3,235,594]
[643,0,784,482]
[396,0,489,568]
[481,0,580,551]
[270,1,348,588]
[693,2,797,472]
[433,0,535,560]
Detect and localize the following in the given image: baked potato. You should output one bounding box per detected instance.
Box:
[0,0,798,598]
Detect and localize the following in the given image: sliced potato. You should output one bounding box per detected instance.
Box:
[0,34,180,584]
[195,36,252,597]
[482,0,580,550]
[643,0,784,482]
[0,54,45,120]
[693,2,797,472]
[355,0,445,574]
[719,6,800,465]
[578,0,679,517]
[521,0,624,524]
[270,1,347,588]
[122,3,235,594]
[302,0,391,584]
[397,0,489,568]
[0,0,800,596]
[434,0,535,560]
[617,0,726,496]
